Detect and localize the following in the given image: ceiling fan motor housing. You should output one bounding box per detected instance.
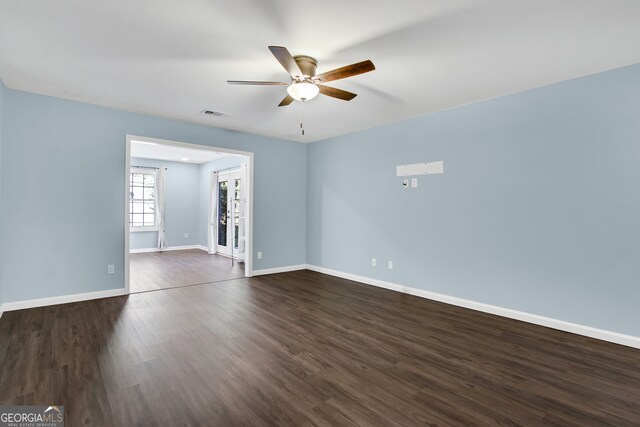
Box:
[293,55,317,79]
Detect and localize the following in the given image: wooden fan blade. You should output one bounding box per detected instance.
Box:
[318,85,357,101]
[278,95,295,107]
[227,80,290,85]
[268,46,304,80]
[312,60,375,84]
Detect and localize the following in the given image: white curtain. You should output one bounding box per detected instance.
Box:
[156,168,168,250]
[208,171,219,254]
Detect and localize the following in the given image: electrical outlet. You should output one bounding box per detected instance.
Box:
[371,258,377,267]
[402,179,409,188]
[257,251,263,259]
[184,233,189,239]
[107,264,115,275]
[388,261,393,270]
[411,178,418,188]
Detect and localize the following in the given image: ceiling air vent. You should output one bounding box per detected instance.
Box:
[201,110,225,117]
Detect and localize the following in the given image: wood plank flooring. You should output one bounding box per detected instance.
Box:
[0,270,638,426]
[130,249,244,293]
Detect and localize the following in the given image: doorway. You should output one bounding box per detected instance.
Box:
[124,135,254,294]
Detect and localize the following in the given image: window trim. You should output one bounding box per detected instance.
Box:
[129,167,159,232]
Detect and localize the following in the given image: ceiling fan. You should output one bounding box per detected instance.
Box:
[228,46,375,107]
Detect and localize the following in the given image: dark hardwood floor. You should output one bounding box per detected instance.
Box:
[0,270,638,426]
[130,249,244,293]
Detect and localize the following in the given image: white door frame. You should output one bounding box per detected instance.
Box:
[124,135,255,294]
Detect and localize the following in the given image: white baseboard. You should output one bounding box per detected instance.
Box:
[1,288,127,312]
[305,264,640,350]
[130,245,207,254]
[253,264,307,276]
[0,305,3,320]
[196,245,208,251]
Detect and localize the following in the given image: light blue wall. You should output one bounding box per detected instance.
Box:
[129,158,201,250]
[197,156,247,247]
[0,78,5,308]
[2,64,638,337]
[307,63,640,337]
[1,89,307,303]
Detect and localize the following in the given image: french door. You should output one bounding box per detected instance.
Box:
[217,171,242,257]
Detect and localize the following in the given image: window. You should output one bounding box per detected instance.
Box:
[130,168,158,231]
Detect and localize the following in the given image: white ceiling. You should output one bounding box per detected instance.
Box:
[131,140,233,164]
[1,0,639,143]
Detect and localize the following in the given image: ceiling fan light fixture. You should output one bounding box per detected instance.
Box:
[287,82,319,102]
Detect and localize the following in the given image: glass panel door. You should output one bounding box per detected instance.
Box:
[217,179,228,249]
[216,171,242,257]
[233,178,241,250]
